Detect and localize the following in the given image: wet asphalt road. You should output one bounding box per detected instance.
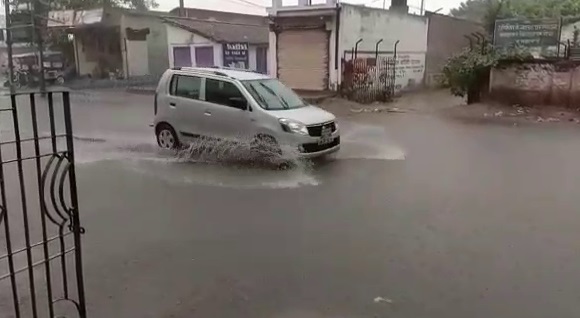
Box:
[2,90,580,318]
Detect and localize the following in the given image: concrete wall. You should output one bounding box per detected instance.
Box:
[425,13,481,87]
[338,4,428,91]
[488,62,580,107]
[120,13,169,77]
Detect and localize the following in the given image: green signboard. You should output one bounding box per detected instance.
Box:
[494,18,561,48]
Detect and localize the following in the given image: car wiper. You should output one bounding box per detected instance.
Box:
[259,82,290,109]
[246,83,269,109]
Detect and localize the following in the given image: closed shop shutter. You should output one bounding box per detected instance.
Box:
[278,29,328,91]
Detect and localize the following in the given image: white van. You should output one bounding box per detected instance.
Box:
[153,67,340,158]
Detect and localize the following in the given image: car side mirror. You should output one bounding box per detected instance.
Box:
[229,97,248,110]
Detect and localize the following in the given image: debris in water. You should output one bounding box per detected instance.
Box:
[494,111,503,117]
[547,117,560,122]
[537,117,545,122]
[351,108,364,113]
[374,297,394,304]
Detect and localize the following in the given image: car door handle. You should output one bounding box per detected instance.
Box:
[204,111,212,116]
[169,102,176,107]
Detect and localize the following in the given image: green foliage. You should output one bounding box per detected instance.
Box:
[452,0,580,35]
[18,0,160,11]
[442,45,533,97]
[54,0,159,11]
[453,0,580,20]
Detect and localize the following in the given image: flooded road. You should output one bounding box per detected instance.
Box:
[2,90,580,318]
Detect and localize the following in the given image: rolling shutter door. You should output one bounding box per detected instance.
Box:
[278,29,328,91]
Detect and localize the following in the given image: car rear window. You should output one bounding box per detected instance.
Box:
[170,75,202,100]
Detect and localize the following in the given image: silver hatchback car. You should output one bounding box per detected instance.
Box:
[153,67,340,158]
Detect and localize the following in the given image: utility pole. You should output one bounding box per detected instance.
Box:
[31,0,46,94]
[179,0,185,16]
[4,0,15,93]
[420,0,425,15]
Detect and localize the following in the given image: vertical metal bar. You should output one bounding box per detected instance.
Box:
[393,40,400,98]
[354,39,362,59]
[375,39,383,60]
[30,93,55,317]
[0,101,21,318]
[47,92,57,153]
[11,93,39,318]
[48,91,71,299]
[62,92,87,318]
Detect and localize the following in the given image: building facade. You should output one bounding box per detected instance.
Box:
[56,8,169,78]
[338,4,428,92]
[50,7,270,79]
[164,17,269,74]
[268,0,429,92]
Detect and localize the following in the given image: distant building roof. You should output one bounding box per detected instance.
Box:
[169,7,267,25]
[163,17,268,44]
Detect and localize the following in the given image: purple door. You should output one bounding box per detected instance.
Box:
[173,46,192,67]
[195,46,214,67]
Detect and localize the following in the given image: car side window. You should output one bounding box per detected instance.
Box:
[170,75,201,100]
[205,78,246,108]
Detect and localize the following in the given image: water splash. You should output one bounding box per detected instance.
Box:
[335,122,406,160]
[73,133,319,189]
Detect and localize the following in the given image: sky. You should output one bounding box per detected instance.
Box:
[157,0,466,16]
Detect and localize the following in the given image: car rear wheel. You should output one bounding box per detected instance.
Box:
[156,124,180,150]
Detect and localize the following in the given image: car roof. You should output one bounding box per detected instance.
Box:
[173,67,271,81]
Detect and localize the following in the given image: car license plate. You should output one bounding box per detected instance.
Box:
[318,136,333,145]
[318,125,333,145]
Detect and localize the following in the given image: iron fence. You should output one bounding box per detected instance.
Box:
[341,56,396,104]
[0,91,87,318]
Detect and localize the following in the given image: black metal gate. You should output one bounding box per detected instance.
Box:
[0,91,86,318]
[341,53,396,104]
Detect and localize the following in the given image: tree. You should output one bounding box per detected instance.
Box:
[442,45,533,103]
[452,0,580,22]
[450,0,506,36]
[15,0,159,11]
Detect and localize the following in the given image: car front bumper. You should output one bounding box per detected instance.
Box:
[278,129,340,159]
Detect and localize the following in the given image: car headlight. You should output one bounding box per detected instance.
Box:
[279,118,309,135]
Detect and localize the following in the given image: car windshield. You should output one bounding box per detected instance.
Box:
[242,79,306,110]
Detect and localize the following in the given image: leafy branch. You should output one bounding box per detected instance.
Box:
[442,45,533,98]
